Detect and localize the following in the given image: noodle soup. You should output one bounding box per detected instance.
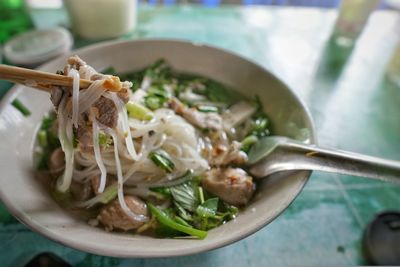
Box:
[34,57,271,239]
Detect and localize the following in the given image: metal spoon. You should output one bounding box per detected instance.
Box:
[248,136,400,183]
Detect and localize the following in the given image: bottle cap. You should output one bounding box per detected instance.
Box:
[363,211,400,265]
[4,27,73,66]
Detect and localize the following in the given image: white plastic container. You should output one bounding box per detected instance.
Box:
[3,27,73,66]
[64,0,137,40]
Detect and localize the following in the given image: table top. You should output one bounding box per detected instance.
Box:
[1,5,400,267]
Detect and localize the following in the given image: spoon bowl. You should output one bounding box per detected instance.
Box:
[249,136,400,183]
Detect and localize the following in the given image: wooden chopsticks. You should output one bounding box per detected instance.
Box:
[0,64,93,93]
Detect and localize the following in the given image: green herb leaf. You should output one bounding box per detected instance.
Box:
[149,150,175,173]
[148,203,207,239]
[170,182,198,212]
[196,198,219,218]
[150,187,172,197]
[174,201,193,221]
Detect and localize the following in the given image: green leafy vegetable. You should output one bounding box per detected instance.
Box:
[144,85,171,110]
[150,187,172,197]
[174,216,192,227]
[174,201,193,221]
[241,135,258,153]
[149,149,175,173]
[170,182,198,212]
[148,203,207,239]
[12,99,31,117]
[196,198,218,218]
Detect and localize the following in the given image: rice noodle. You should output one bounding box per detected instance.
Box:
[104,127,148,223]
[51,58,223,224]
[91,116,108,193]
[78,80,105,112]
[103,92,139,161]
[56,97,75,192]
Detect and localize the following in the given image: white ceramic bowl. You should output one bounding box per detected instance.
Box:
[0,40,315,258]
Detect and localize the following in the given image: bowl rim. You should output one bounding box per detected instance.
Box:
[0,38,317,258]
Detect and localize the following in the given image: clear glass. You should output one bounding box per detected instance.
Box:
[386,42,400,87]
[0,0,33,43]
[64,0,137,40]
[331,0,380,47]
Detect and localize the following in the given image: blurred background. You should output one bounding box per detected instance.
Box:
[1,0,400,266]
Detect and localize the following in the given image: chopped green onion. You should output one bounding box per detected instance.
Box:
[99,184,118,204]
[144,96,163,110]
[148,203,207,239]
[196,105,218,113]
[148,86,171,99]
[149,150,175,173]
[125,102,154,121]
[12,99,31,117]
[98,132,112,147]
[38,130,48,147]
[252,117,268,132]
[198,186,205,204]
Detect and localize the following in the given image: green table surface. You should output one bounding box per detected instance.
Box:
[1,5,400,267]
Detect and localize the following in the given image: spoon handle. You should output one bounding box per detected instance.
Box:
[252,140,400,183]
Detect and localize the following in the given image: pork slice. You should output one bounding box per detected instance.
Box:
[202,168,255,206]
[97,196,148,231]
[92,96,118,128]
[169,98,222,130]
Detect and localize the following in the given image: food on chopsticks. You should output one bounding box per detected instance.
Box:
[35,56,271,239]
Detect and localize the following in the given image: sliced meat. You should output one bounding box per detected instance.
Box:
[67,55,86,70]
[70,180,93,201]
[76,121,93,154]
[97,196,148,231]
[117,83,131,103]
[202,168,255,206]
[48,147,65,177]
[92,96,118,128]
[50,87,65,109]
[205,140,247,166]
[169,98,222,130]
